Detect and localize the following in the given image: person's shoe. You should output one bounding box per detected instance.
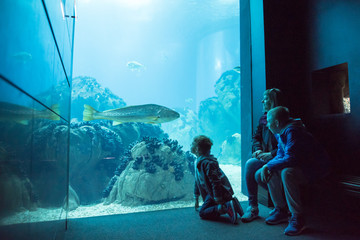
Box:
[241,206,259,223]
[232,197,244,217]
[269,208,276,216]
[269,207,289,216]
[225,200,238,224]
[284,214,305,236]
[265,207,289,225]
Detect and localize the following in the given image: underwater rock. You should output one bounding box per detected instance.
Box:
[111,122,168,148]
[63,185,80,211]
[104,137,195,206]
[24,119,167,206]
[215,69,240,116]
[71,76,127,121]
[26,121,122,206]
[198,69,241,155]
[198,97,231,154]
[218,133,241,165]
[0,162,37,215]
[35,76,126,122]
[161,107,198,153]
[69,122,124,205]
[29,122,69,207]
[69,121,167,205]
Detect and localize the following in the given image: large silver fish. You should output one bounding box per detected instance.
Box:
[83,104,180,125]
[0,101,60,125]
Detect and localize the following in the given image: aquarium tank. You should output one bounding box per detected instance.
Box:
[0,0,243,231]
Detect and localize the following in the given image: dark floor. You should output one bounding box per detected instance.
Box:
[3,201,359,240]
[64,203,360,240]
[1,201,360,240]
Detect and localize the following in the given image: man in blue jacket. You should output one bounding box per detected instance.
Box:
[192,135,244,224]
[260,106,330,236]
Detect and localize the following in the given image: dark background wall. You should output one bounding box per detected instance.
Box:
[261,0,360,176]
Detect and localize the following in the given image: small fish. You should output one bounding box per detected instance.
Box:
[185,98,193,104]
[233,66,241,73]
[83,104,180,125]
[0,101,60,125]
[12,51,32,63]
[126,61,145,72]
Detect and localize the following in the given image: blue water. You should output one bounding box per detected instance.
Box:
[0,0,241,227]
[73,0,240,111]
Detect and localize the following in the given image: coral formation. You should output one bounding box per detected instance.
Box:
[161,107,198,153]
[0,142,38,215]
[218,133,241,165]
[198,69,241,155]
[103,136,195,206]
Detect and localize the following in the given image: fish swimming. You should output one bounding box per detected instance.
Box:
[126,61,145,72]
[12,51,32,63]
[0,101,60,125]
[83,104,180,125]
[233,66,241,73]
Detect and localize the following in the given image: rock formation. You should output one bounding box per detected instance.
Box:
[217,133,241,165]
[104,137,195,206]
[198,69,241,155]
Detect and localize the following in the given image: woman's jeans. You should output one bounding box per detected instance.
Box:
[245,158,268,207]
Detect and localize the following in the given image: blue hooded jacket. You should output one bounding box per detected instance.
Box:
[266,118,330,182]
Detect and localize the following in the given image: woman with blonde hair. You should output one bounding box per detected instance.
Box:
[241,88,283,222]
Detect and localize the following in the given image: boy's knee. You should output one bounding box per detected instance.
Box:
[254,170,262,184]
[281,168,295,181]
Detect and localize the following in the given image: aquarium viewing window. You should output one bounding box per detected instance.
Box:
[311,62,350,116]
[0,0,244,226]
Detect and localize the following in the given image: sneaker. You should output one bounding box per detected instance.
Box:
[241,206,259,223]
[269,208,276,216]
[232,197,244,217]
[269,207,289,216]
[284,214,305,236]
[225,200,238,224]
[265,207,289,225]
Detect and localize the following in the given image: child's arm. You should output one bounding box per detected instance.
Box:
[206,162,224,203]
[194,182,200,210]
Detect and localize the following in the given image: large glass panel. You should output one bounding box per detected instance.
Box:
[0,79,68,237]
[68,0,243,219]
[44,0,75,75]
[0,0,73,237]
[0,0,71,117]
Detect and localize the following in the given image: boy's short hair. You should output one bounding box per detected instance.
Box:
[192,135,213,155]
[269,106,290,125]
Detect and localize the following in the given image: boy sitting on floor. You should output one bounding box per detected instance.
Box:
[192,135,243,224]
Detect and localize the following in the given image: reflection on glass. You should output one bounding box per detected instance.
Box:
[0,0,73,231]
[0,101,60,125]
[0,97,68,226]
[312,62,351,115]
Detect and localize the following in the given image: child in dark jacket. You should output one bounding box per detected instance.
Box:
[192,135,243,224]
